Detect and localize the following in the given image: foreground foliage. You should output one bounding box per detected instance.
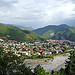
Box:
[51,51,75,75]
[0,46,75,75]
[0,46,33,75]
[65,51,75,75]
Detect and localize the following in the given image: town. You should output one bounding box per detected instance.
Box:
[0,39,75,58]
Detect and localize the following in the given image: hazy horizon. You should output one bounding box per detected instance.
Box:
[0,0,75,28]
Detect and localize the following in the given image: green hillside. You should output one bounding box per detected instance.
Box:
[62,27,75,41]
[33,24,69,35]
[0,24,45,42]
[33,24,75,41]
[51,27,75,41]
[43,30,54,39]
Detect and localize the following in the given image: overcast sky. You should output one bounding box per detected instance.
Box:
[0,0,75,28]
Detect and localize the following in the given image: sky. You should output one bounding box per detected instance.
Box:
[0,0,75,28]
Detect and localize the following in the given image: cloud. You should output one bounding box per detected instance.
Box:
[0,0,18,7]
[69,0,75,4]
[0,0,75,28]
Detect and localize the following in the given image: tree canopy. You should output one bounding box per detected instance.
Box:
[0,46,33,75]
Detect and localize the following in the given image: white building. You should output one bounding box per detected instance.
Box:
[0,39,4,41]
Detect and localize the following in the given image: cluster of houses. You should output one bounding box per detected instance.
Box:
[0,39,75,57]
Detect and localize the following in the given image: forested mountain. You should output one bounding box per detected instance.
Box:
[33,24,75,41]
[0,24,44,42]
[33,24,69,35]
[0,23,75,42]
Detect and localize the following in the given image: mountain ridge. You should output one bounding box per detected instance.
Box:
[33,24,75,41]
[0,23,34,31]
[0,24,45,42]
[33,24,70,35]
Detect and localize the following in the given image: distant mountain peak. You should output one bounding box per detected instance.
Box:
[0,23,34,31]
[58,24,69,27]
[16,25,34,30]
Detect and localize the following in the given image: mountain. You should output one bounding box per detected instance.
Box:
[33,24,75,41]
[16,25,33,31]
[0,23,9,26]
[0,23,34,31]
[60,27,75,41]
[33,24,69,35]
[7,25,20,29]
[33,24,70,35]
[0,24,45,42]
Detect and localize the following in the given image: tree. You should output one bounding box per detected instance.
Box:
[50,51,75,75]
[65,51,75,75]
[51,68,66,75]
[34,64,50,75]
[0,46,33,75]
[51,70,54,75]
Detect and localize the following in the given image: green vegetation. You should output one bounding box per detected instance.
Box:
[62,27,75,41]
[51,68,66,75]
[65,51,75,75]
[0,46,75,75]
[20,55,54,59]
[43,30,54,39]
[51,51,75,75]
[33,24,69,35]
[0,24,45,42]
[33,24,75,41]
[0,46,33,75]
[20,52,68,60]
[34,64,50,75]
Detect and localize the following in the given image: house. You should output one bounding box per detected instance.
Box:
[16,54,21,57]
[55,50,59,53]
[33,52,40,56]
[42,51,52,55]
[34,42,40,44]
[22,52,28,55]
[0,39,4,41]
